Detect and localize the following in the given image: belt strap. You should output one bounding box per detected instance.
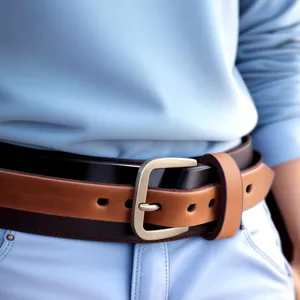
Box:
[0,150,274,243]
[199,153,243,240]
[0,137,253,187]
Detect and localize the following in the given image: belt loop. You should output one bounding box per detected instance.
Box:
[198,152,244,240]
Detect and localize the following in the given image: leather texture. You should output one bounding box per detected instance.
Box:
[0,137,274,242]
[0,136,253,186]
[199,153,244,240]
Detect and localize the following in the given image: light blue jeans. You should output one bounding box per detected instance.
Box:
[0,201,294,300]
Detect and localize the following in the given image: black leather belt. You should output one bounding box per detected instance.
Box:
[0,137,253,188]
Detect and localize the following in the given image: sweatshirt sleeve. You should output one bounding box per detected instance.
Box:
[237,0,300,167]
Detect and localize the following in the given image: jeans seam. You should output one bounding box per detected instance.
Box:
[133,245,141,300]
[163,243,169,300]
[0,230,15,263]
[261,202,293,277]
[243,228,288,276]
[134,245,144,300]
[262,202,282,246]
[139,246,144,300]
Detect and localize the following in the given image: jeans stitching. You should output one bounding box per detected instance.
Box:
[0,230,15,263]
[243,228,288,276]
[163,243,169,300]
[133,245,141,300]
[138,246,144,300]
[261,202,293,277]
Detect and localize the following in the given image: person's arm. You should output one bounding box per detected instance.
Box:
[237,0,300,267]
[272,160,300,259]
[272,160,300,298]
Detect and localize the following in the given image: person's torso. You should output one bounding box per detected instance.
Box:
[0,0,258,159]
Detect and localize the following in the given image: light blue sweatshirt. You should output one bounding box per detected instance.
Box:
[0,1,300,167]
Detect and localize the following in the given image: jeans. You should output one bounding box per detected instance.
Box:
[0,201,294,300]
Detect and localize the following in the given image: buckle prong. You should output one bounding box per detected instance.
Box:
[139,203,160,212]
[131,157,197,241]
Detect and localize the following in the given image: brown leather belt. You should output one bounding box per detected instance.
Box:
[0,136,274,243]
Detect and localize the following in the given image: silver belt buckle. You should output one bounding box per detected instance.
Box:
[131,157,197,241]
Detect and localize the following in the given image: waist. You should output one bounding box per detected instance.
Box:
[0,136,274,243]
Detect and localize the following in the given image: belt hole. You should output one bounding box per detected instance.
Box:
[125,199,133,208]
[246,184,252,193]
[97,198,109,206]
[208,199,215,208]
[187,204,196,212]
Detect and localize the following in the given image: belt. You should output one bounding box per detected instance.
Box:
[0,136,274,243]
